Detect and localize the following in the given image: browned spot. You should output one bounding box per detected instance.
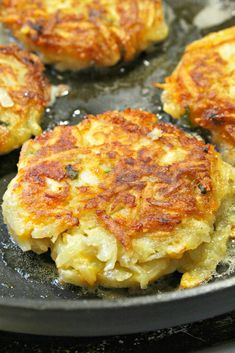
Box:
[140,214,181,232]
[107,151,117,159]
[25,160,66,183]
[124,157,135,165]
[96,210,129,247]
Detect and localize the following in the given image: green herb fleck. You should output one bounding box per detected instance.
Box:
[179,107,194,129]
[102,166,112,173]
[0,120,9,127]
[198,183,207,195]
[65,164,78,180]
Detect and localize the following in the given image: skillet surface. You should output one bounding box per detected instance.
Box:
[1,0,235,336]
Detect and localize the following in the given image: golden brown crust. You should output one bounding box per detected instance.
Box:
[14,109,222,247]
[0,44,50,154]
[0,0,168,70]
[156,26,235,160]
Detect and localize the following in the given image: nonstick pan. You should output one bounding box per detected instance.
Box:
[1,0,235,337]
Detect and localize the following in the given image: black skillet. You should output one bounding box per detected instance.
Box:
[1,0,235,336]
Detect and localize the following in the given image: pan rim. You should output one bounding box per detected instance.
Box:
[1,275,235,310]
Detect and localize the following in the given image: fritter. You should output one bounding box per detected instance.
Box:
[2,109,235,289]
[0,0,168,71]
[156,26,235,166]
[0,45,50,155]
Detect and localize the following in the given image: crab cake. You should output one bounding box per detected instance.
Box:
[0,0,168,71]
[156,26,235,166]
[0,45,50,155]
[2,109,235,289]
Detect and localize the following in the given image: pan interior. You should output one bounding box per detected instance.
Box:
[1,0,235,302]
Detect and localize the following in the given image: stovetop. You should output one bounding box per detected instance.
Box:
[1,311,235,353]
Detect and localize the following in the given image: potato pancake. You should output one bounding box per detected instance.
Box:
[0,0,168,71]
[156,26,235,166]
[0,45,50,155]
[2,109,235,288]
